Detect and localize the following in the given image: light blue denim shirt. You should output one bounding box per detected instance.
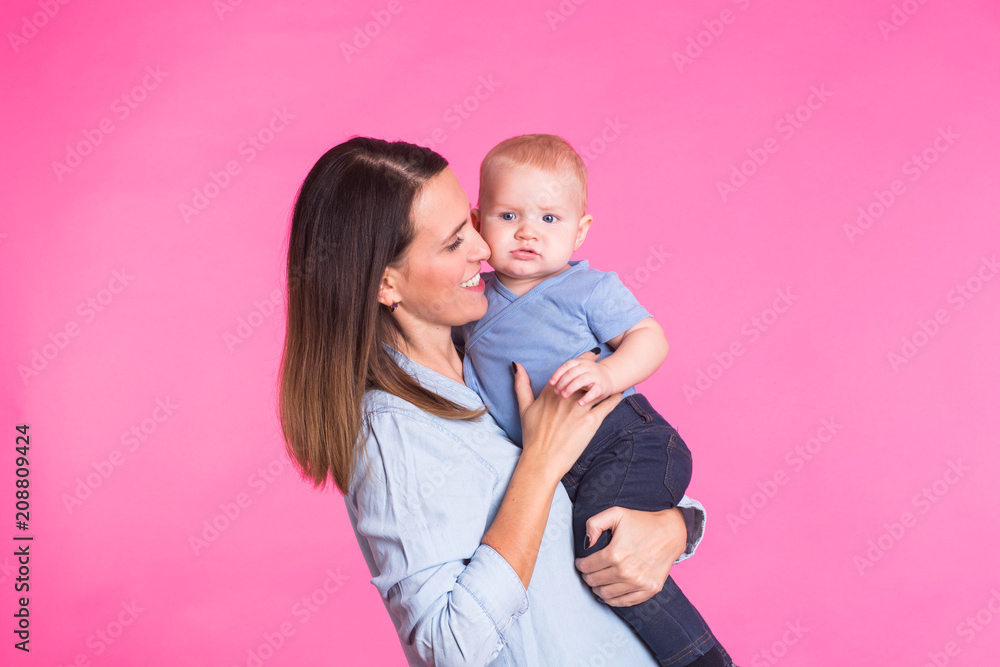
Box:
[343,344,707,667]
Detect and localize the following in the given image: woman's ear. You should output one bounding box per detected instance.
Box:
[574,214,594,251]
[377,267,400,308]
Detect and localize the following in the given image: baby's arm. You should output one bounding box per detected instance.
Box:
[549,317,669,406]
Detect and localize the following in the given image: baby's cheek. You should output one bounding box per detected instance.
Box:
[481,227,505,250]
[482,238,501,256]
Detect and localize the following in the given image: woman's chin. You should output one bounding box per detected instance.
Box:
[463,295,489,323]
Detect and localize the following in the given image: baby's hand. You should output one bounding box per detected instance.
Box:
[548,357,615,407]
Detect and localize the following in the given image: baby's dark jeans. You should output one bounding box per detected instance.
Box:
[561,393,727,667]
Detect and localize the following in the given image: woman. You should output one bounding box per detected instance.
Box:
[278,137,734,666]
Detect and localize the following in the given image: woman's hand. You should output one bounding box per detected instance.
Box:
[482,351,622,589]
[574,506,688,607]
[514,350,622,482]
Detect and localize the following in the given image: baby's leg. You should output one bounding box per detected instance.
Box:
[571,393,693,545]
[571,395,722,666]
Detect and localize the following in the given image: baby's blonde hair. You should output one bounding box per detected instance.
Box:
[479,134,588,213]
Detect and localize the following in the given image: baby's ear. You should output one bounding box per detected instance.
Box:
[574,214,594,251]
[471,208,482,233]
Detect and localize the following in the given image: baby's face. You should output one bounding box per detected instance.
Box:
[474,165,591,283]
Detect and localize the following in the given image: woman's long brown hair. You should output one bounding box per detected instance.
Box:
[278,137,485,493]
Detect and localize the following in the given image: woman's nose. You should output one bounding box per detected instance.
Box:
[470,230,491,261]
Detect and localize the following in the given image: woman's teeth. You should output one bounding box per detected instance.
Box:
[460,274,481,288]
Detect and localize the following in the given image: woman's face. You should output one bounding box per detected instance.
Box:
[384,166,491,331]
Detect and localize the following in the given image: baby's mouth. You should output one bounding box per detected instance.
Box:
[511,248,538,258]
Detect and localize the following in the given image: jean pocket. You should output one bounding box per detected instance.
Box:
[663,432,693,505]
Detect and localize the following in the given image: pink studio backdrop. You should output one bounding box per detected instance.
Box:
[2,0,998,665]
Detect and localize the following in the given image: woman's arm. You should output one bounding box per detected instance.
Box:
[349,410,529,667]
[574,497,707,607]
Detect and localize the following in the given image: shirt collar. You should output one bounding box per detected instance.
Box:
[381,341,485,408]
[490,259,589,302]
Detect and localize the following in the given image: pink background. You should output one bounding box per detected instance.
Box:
[2,0,999,665]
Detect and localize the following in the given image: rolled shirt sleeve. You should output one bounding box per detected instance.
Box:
[675,495,706,563]
[347,409,529,667]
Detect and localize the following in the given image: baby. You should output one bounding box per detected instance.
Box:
[456,134,731,667]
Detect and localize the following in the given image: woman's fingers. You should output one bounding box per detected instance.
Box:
[580,561,660,606]
[575,503,674,606]
[598,588,659,608]
[517,350,613,479]
[587,579,652,602]
[588,391,622,421]
[574,506,624,586]
[512,362,535,416]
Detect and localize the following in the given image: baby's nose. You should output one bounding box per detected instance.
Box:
[515,223,537,239]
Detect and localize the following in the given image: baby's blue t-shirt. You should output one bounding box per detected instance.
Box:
[457,259,651,446]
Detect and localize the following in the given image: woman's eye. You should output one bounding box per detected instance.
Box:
[500,212,515,221]
[542,214,557,223]
[447,237,463,251]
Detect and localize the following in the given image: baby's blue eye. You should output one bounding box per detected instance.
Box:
[542,214,557,223]
[500,212,515,221]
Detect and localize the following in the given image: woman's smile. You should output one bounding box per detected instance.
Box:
[460,273,484,290]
